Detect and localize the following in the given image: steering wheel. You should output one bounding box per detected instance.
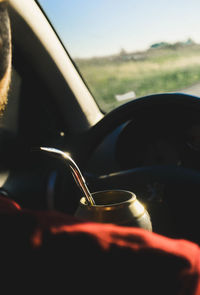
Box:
[77,93,200,244]
[2,93,200,243]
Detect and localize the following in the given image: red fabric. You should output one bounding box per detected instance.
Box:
[0,195,21,212]
[0,195,200,294]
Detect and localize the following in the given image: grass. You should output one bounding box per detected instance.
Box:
[75,43,200,112]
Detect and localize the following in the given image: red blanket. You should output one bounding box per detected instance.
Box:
[0,195,200,294]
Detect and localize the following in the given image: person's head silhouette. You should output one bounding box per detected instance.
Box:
[0,0,11,116]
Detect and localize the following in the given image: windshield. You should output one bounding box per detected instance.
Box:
[38,0,200,112]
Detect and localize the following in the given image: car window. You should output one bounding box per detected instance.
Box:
[37,0,200,112]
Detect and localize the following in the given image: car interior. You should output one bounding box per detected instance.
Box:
[1,0,200,246]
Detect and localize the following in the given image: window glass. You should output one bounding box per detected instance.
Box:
[38,0,200,112]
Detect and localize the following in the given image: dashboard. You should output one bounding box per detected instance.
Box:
[116,111,200,171]
[87,105,200,174]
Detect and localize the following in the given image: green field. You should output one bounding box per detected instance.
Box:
[75,42,200,112]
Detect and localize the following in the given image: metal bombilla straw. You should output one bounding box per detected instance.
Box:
[40,147,95,206]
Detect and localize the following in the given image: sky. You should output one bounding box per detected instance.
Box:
[38,0,200,58]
